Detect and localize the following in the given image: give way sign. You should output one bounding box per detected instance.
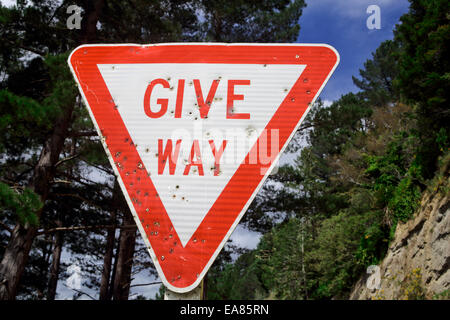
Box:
[68,43,339,293]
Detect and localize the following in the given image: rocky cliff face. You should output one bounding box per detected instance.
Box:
[350,177,449,300]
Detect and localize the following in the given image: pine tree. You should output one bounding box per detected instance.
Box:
[394,0,450,178]
[352,40,400,106]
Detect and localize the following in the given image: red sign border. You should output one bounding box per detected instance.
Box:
[68,43,339,293]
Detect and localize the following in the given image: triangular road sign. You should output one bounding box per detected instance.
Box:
[68,43,339,293]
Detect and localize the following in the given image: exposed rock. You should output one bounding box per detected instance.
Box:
[350,181,449,300]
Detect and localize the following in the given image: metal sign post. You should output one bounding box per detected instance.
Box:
[164,280,204,300]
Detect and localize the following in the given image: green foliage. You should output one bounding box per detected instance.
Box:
[207,219,310,300]
[433,289,450,300]
[207,250,266,300]
[0,53,77,159]
[0,182,42,226]
[307,93,372,156]
[428,150,450,195]
[355,221,389,267]
[394,0,450,178]
[0,89,49,154]
[353,40,400,106]
[363,136,422,232]
[256,218,309,299]
[388,176,421,223]
[395,0,449,117]
[306,211,379,299]
[42,53,78,115]
[198,0,306,42]
[436,127,448,151]
[154,285,165,300]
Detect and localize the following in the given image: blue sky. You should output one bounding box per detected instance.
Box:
[298,0,410,102]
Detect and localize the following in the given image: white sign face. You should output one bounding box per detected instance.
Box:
[68,43,339,292]
[98,63,306,246]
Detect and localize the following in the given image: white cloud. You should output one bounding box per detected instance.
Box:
[0,0,16,7]
[322,99,333,108]
[230,224,261,250]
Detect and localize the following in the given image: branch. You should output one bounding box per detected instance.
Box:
[63,284,96,300]
[51,179,73,184]
[129,281,162,288]
[297,119,333,133]
[297,123,314,132]
[37,224,136,235]
[80,159,115,177]
[45,1,66,26]
[50,192,108,211]
[6,39,46,56]
[55,154,80,167]
[68,131,98,138]
[60,174,114,192]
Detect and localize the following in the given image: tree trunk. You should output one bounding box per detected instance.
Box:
[99,182,119,300]
[112,210,137,300]
[0,225,37,300]
[108,236,120,301]
[99,217,116,300]
[0,102,74,300]
[80,0,105,43]
[301,220,308,300]
[47,222,63,300]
